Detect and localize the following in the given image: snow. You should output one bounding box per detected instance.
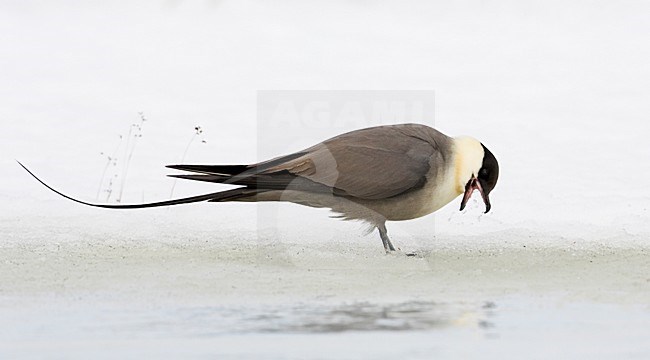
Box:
[1,0,650,358]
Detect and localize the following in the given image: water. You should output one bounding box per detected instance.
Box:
[2,295,649,359]
[1,209,649,358]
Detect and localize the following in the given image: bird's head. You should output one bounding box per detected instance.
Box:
[453,136,499,213]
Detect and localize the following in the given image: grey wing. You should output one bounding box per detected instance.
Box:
[258,124,451,200]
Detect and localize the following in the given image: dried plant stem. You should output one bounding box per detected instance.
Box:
[105,177,115,202]
[96,136,123,200]
[168,132,197,199]
[116,113,146,203]
[115,126,133,203]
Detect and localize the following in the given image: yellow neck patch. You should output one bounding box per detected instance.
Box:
[453,136,484,194]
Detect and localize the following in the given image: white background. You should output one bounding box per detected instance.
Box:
[2,0,649,239]
[1,1,649,358]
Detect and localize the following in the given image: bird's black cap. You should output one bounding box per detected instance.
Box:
[477,144,499,197]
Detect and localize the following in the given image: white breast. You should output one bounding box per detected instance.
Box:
[378,136,485,221]
[375,157,459,221]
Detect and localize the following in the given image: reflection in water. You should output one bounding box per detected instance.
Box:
[110,301,496,337]
[8,298,650,359]
[254,301,464,333]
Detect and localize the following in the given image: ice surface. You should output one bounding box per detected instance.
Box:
[1,0,650,359]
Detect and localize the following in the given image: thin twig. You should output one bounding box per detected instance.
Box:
[96,135,123,200]
[116,113,146,203]
[169,126,204,199]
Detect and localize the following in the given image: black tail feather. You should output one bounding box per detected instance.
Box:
[17,161,249,209]
[207,188,269,202]
[167,171,340,194]
[165,150,308,178]
[165,164,249,176]
[168,174,231,183]
[167,171,300,189]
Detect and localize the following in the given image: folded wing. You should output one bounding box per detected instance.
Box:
[169,124,449,200]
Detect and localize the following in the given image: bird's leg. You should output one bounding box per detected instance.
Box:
[377,224,396,253]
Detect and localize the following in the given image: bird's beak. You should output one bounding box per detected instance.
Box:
[459,175,491,213]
